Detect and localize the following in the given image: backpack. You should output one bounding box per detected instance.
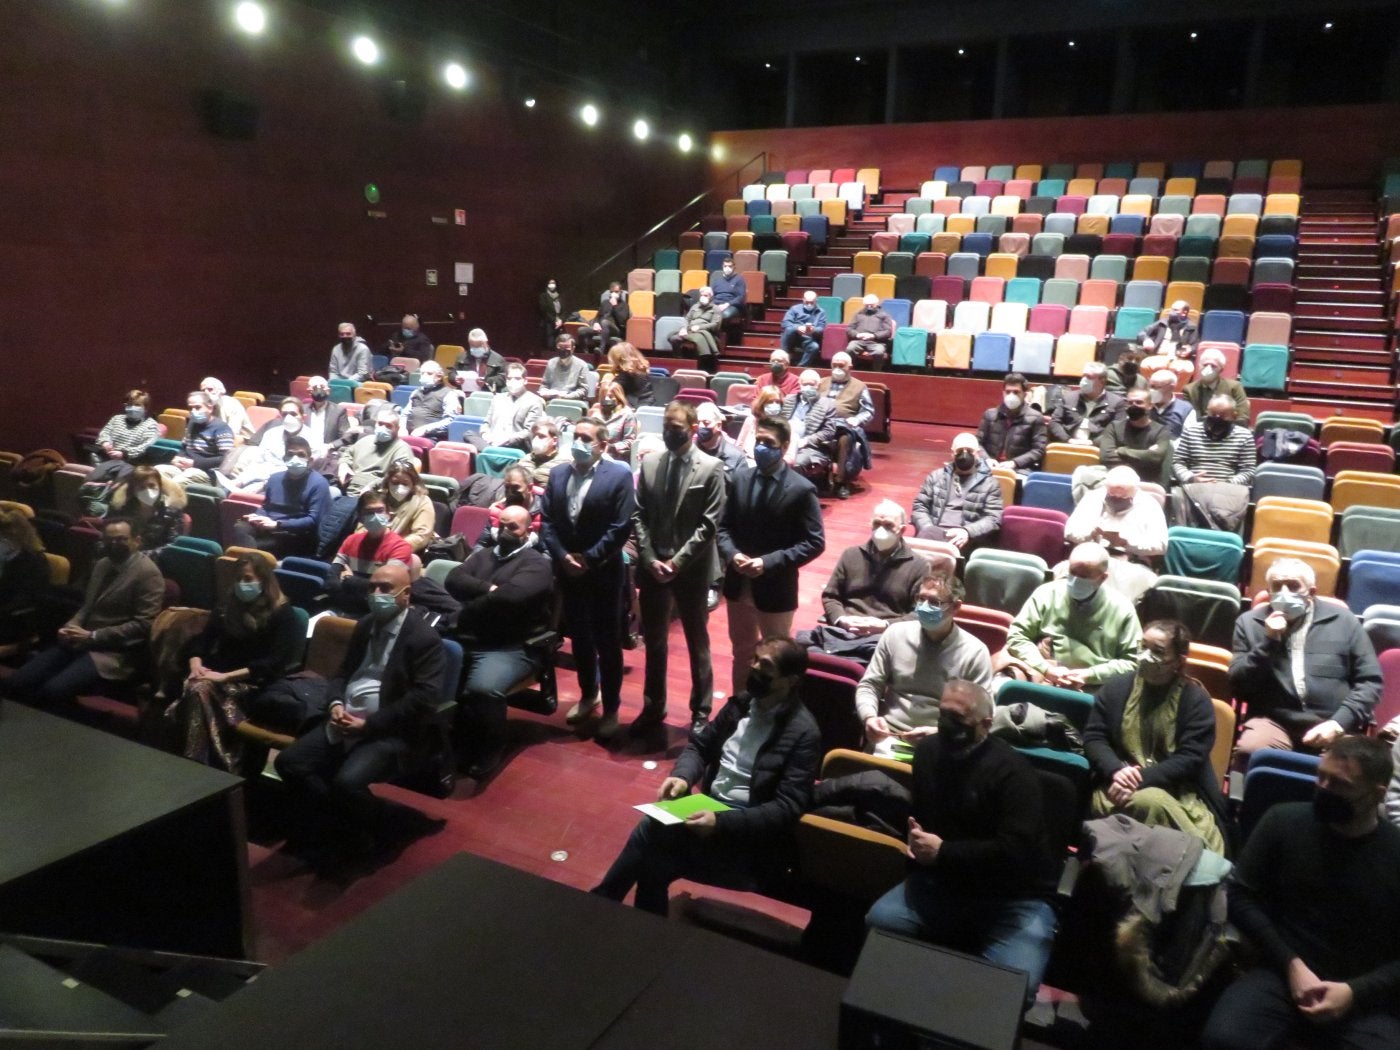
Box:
[374,364,411,386]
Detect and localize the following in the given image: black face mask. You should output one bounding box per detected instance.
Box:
[745,671,774,698]
[1204,417,1233,440]
[340,337,355,348]
[663,429,691,453]
[937,714,976,752]
[1125,404,1148,421]
[1120,361,1139,378]
[953,452,975,471]
[504,488,529,506]
[103,541,131,562]
[311,390,329,403]
[1313,786,1355,825]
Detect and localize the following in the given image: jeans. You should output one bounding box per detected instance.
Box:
[459,646,539,754]
[593,813,758,915]
[1202,967,1400,1050]
[782,329,822,367]
[275,725,412,836]
[866,873,1056,1007]
[3,645,104,705]
[638,562,713,717]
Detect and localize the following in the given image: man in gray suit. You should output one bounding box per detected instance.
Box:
[631,400,726,737]
[783,368,839,478]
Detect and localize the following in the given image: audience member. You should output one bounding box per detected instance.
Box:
[865,679,1058,1010]
[711,258,747,327]
[1105,347,1148,395]
[302,376,354,468]
[1097,386,1172,488]
[911,432,1003,550]
[592,637,820,916]
[473,362,545,452]
[1202,736,1400,1050]
[1139,299,1198,378]
[383,312,434,363]
[337,406,414,496]
[694,402,747,476]
[596,381,638,462]
[231,436,329,558]
[632,401,725,736]
[540,416,636,740]
[1064,465,1166,601]
[1229,558,1381,772]
[453,328,507,393]
[606,342,656,407]
[1172,394,1257,492]
[539,333,589,401]
[483,465,542,538]
[582,286,630,357]
[109,465,188,551]
[784,369,838,476]
[1184,346,1251,423]
[0,508,50,645]
[94,389,159,467]
[738,385,785,461]
[817,351,874,500]
[845,293,895,369]
[1006,542,1142,688]
[977,372,1047,473]
[1045,361,1123,443]
[331,489,414,614]
[781,290,827,367]
[718,416,825,693]
[1148,368,1193,438]
[538,278,565,348]
[668,286,725,371]
[405,361,462,439]
[521,418,569,484]
[371,461,436,555]
[201,377,254,444]
[173,390,235,483]
[765,348,800,399]
[1083,619,1226,852]
[329,322,374,382]
[221,396,307,492]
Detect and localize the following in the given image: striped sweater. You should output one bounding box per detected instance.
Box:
[1172,420,1256,486]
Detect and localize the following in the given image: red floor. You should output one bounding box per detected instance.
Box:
[247,421,964,964]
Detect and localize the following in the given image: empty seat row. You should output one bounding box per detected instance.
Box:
[897,191,1301,220]
[930,159,1299,184]
[726,198,849,225]
[888,211,1298,241]
[864,228,1298,263]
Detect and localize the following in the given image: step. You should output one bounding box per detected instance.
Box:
[1296,263,1383,280]
[1298,220,1375,234]
[0,945,162,1041]
[723,345,780,363]
[1286,378,1398,404]
[1291,328,1391,351]
[1288,361,1394,385]
[1286,397,1396,422]
[1291,314,1390,333]
[1290,344,1395,368]
[1298,235,1379,248]
[1295,275,1385,293]
[1290,300,1388,319]
[1292,287,1388,305]
[1298,245,1381,262]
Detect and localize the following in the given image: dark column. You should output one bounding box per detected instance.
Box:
[785,51,797,128]
[1242,18,1266,108]
[992,36,1010,119]
[885,46,899,124]
[1110,27,1135,114]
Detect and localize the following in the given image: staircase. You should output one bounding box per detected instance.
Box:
[1287,187,1397,417]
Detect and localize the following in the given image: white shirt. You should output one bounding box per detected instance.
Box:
[340,609,407,721]
[566,461,598,521]
[710,703,778,806]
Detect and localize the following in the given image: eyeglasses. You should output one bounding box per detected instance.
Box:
[367,582,408,595]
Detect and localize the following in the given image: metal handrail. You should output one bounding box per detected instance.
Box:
[585,150,769,282]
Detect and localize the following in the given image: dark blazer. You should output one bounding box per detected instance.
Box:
[1230,601,1382,733]
[1046,388,1124,443]
[453,348,508,393]
[70,551,166,680]
[1084,672,1228,837]
[327,608,446,742]
[306,401,352,448]
[539,458,636,574]
[673,692,821,842]
[717,464,825,613]
[634,448,725,577]
[977,406,1047,471]
[783,394,839,453]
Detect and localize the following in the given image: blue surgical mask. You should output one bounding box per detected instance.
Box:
[1066,575,1099,602]
[571,441,595,467]
[914,601,945,629]
[374,425,393,444]
[284,457,309,476]
[368,592,401,620]
[364,513,390,533]
[189,409,209,424]
[1270,588,1309,620]
[234,580,262,603]
[470,346,487,358]
[752,443,782,471]
[697,425,715,444]
[125,406,146,422]
[800,387,818,402]
[401,327,415,339]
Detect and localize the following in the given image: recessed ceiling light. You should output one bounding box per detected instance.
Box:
[233,2,266,35]
[678,133,694,153]
[443,63,469,90]
[580,103,599,126]
[523,97,536,108]
[352,36,379,65]
[633,118,649,141]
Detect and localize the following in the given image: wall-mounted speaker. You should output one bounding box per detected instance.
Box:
[198,88,259,140]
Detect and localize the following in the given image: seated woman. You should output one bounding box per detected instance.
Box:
[221,397,307,494]
[0,508,51,646]
[606,342,655,407]
[595,381,638,462]
[93,389,160,471]
[164,553,302,772]
[109,465,188,551]
[1083,618,1226,853]
[329,489,413,615]
[736,385,785,462]
[362,461,436,556]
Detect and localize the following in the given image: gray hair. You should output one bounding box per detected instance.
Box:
[871,498,907,525]
[1266,557,1316,589]
[468,328,488,344]
[1082,361,1107,379]
[1069,541,1110,571]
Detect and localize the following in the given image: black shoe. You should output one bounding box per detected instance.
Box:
[689,714,710,736]
[835,483,852,500]
[628,708,665,736]
[706,587,721,611]
[466,746,507,780]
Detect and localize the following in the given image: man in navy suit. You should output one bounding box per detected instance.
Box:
[540,416,637,739]
[718,416,826,694]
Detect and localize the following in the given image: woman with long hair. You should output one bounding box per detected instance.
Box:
[0,508,50,644]
[737,384,785,461]
[109,464,188,550]
[606,342,655,407]
[595,380,639,462]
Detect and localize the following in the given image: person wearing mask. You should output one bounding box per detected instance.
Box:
[445,505,556,778]
[1083,619,1226,853]
[1184,346,1251,424]
[1006,542,1143,689]
[582,285,631,358]
[383,312,434,364]
[977,372,1047,473]
[302,376,353,467]
[1063,465,1167,601]
[1173,394,1257,488]
[223,396,309,493]
[737,385,785,462]
[517,418,568,485]
[0,508,51,646]
[1229,558,1381,773]
[764,348,800,399]
[1148,368,1193,439]
[164,553,302,772]
[1202,736,1400,1050]
[631,401,726,736]
[484,465,542,538]
[367,462,436,555]
[718,416,825,693]
[275,561,446,859]
[592,637,821,916]
[1106,347,1148,395]
[452,328,507,394]
[94,389,160,467]
[231,435,330,558]
[109,465,188,551]
[330,489,414,615]
[845,293,896,370]
[595,381,638,463]
[804,501,928,666]
[817,351,875,500]
[865,679,1059,1011]
[605,343,656,407]
[200,378,254,445]
[539,333,589,401]
[329,322,373,382]
[538,278,565,349]
[1045,362,1123,444]
[539,416,636,741]
[1097,386,1173,489]
[173,390,235,483]
[0,519,163,707]
[910,432,1004,550]
[405,360,463,440]
[668,286,725,372]
[337,408,415,497]
[781,290,827,368]
[784,369,839,477]
[1139,299,1199,380]
[471,363,545,453]
[694,402,747,476]
[711,258,748,328]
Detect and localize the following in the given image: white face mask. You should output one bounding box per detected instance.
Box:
[1066,575,1099,602]
[530,436,551,455]
[1003,393,1023,412]
[831,368,848,382]
[282,415,302,433]
[1150,388,1170,406]
[391,484,411,501]
[871,526,899,551]
[506,378,526,395]
[763,402,782,417]
[137,487,160,506]
[1200,365,1220,382]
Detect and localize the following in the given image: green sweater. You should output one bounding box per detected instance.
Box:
[1006,580,1142,685]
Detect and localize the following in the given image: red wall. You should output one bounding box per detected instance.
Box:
[710,104,1400,188]
[0,3,706,454]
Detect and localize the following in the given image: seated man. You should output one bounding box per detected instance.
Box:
[276,562,446,857]
[1063,465,1166,602]
[1105,347,1148,395]
[817,351,875,500]
[1172,394,1256,530]
[470,362,545,453]
[383,312,435,363]
[444,505,555,778]
[1229,557,1381,773]
[231,435,331,558]
[911,432,1003,551]
[538,333,589,401]
[303,375,355,470]
[1203,736,1400,1050]
[845,293,895,370]
[405,360,463,439]
[667,286,725,370]
[977,372,1047,473]
[330,490,414,615]
[201,376,254,444]
[0,518,163,706]
[520,417,569,484]
[1148,367,1193,439]
[1097,385,1173,488]
[694,401,747,476]
[781,290,827,368]
[581,286,630,357]
[1139,299,1198,382]
[866,678,1058,1009]
[337,406,414,497]
[1184,345,1251,424]
[452,328,507,393]
[1006,542,1142,689]
[784,369,838,477]
[801,500,926,664]
[592,637,820,915]
[329,321,372,382]
[174,390,235,483]
[711,257,747,327]
[1045,361,1123,443]
[856,575,994,755]
[765,348,800,399]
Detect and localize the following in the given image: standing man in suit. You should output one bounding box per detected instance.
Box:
[632,401,726,737]
[276,561,447,855]
[540,416,636,740]
[718,415,825,694]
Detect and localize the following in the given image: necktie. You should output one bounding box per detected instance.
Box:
[661,454,685,554]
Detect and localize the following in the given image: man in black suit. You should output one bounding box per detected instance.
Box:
[717,416,825,694]
[275,562,447,852]
[632,401,726,737]
[540,416,636,740]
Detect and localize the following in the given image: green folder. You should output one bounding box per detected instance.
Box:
[635,793,732,825]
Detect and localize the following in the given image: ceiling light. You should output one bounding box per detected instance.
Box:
[854,55,862,63]
[233,2,266,35]
[580,103,599,126]
[524,97,536,108]
[1323,21,1334,31]
[711,143,726,162]
[678,133,693,153]
[957,48,966,56]
[764,62,772,69]
[352,35,379,65]
[1189,31,1198,39]
[633,118,649,141]
[443,62,469,90]
[1067,40,1076,48]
